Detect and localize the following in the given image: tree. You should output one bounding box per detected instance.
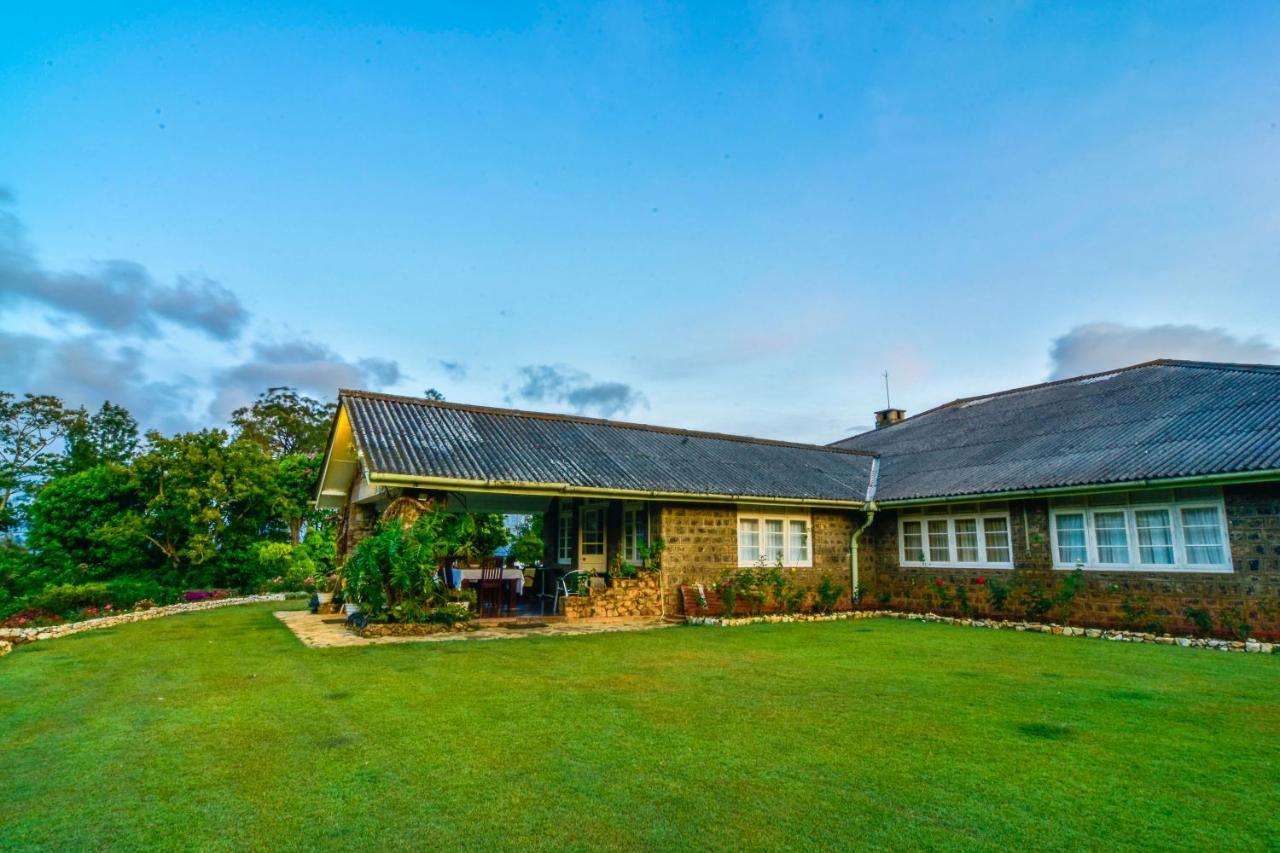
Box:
[272,452,325,545]
[116,430,281,588]
[61,401,139,474]
[231,387,336,458]
[509,515,544,565]
[25,464,149,588]
[0,392,78,541]
[422,388,445,401]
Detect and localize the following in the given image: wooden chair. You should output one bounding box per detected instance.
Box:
[478,560,505,618]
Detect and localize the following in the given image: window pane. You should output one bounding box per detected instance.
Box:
[582,509,605,555]
[558,514,572,561]
[902,520,924,562]
[787,519,809,564]
[1135,509,1174,565]
[927,519,950,563]
[954,518,978,562]
[1055,513,1088,565]
[738,519,759,565]
[764,519,785,563]
[1092,510,1130,564]
[983,517,1011,563]
[1181,507,1225,565]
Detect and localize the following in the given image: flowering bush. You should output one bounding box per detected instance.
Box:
[183,589,234,602]
[1,608,64,628]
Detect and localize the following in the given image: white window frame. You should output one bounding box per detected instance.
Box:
[1048,491,1232,573]
[897,508,1014,570]
[622,504,647,565]
[736,507,812,568]
[556,511,572,565]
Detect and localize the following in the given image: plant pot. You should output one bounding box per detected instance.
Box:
[343,603,360,615]
[316,592,333,605]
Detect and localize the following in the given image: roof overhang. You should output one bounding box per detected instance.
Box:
[876,468,1280,507]
[365,471,868,509]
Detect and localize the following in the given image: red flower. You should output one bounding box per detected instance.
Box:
[976,576,986,585]
[934,579,943,588]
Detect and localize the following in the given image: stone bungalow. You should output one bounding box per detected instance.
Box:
[316,359,1280,637]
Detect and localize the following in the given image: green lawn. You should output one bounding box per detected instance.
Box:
[2,603,1278,851]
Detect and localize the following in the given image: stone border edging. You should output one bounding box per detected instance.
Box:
[685,609,1276,654]
[0,593,288,655]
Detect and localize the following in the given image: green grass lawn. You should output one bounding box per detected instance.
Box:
[2,603,1278,851]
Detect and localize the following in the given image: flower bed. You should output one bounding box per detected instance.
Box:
[685,609,1277,654]
[0,593,287,650]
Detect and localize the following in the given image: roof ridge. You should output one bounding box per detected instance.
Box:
[843,358,1280,437]
[339,389,880,458]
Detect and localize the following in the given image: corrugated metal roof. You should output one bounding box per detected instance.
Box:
[832,360,1280,501]
[340,391,877,503]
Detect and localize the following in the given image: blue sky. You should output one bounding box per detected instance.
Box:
[2,2,1279,441]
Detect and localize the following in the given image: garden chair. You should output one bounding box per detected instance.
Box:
[478,560,505,618]
[552,569,590,615]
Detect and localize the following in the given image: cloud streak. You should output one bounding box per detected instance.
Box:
[0,197,249,340]
[209,339,402,419]
[1048,322,1280,379]
[0,331,196,433]
[506,364,647,419]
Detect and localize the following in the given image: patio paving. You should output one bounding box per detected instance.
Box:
[274,609,676,648]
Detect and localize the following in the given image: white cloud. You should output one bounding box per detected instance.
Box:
[1048,322,1280,379]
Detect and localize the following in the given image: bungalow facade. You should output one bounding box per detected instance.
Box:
[316,359,1280,637]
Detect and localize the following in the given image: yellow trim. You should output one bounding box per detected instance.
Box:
[364,472,867,509]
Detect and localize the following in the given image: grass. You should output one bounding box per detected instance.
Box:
[2,603,1278,851]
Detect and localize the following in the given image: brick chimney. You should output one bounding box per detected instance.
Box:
[874,407,906,430]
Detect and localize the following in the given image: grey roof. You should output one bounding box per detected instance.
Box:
[340,391,876,504]
[832,360,1280,502]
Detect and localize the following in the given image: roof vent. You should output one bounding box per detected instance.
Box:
[874,408,906,430]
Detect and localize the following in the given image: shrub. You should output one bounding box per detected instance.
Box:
[183,589,234,602]
[1052,567,1086,624]
[984,577,1010,614]
[814,575,844,614]
[1119,594,1150,630]
[1218,607,1252,641]
[1184,606,1214,637]
[717,579,737,617]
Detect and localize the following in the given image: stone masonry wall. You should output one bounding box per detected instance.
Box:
[858,482,1280,640]
[658,503,858,613]
[563,573,662,620]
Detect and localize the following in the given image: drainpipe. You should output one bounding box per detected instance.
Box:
[850,506,876,605]
[850,457,880,606]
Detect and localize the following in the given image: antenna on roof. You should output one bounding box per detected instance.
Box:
[883,370,891,409]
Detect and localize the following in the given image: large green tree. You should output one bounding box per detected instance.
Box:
[60,401,139,475]
[0,392,79,541]
[112,430,282,588]
[231,386,335,458]
[24,464,150,590]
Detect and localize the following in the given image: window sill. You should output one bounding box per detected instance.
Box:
[1051,563,1233,574]
[901,562,1013,570]
[737,563,814,570]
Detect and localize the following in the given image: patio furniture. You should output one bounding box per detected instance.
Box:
[552,569,590,615]
[478,560,505,617]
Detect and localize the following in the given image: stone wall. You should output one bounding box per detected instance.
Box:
[858,482,1280,640]
[563,573,662,620]
[0,594,288,650]
[657,503,858,613]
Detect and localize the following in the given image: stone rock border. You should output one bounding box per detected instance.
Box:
[355,621,476,638]
[686,609,1277,654]
[0,593,288,653]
